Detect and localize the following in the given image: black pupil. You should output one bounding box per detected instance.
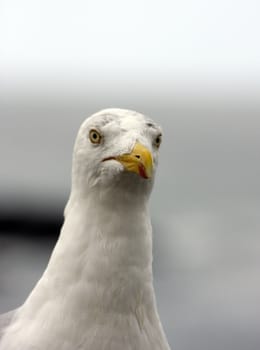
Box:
[93,133,97,139]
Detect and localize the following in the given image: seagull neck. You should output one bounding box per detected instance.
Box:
[15,187,164,348]
[46,190,153,285]
[67,191,152,249]
[26,192,155,318]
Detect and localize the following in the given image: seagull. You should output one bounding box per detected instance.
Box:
[0,108,171,350]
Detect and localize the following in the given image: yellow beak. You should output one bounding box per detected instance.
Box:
[114,142,153,179]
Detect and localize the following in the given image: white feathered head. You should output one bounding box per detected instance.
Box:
[70,108,162,202]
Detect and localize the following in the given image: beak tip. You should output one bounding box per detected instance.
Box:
[114,142,154,180]
[138,164,153,180]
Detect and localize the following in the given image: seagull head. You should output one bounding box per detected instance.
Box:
[71,108,162,201]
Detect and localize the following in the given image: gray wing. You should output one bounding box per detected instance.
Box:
[0,309,18,341]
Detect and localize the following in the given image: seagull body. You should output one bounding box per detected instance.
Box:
[0,109,170,350]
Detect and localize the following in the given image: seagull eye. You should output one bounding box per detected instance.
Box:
[154,134,162,148]
[89,129,102,144]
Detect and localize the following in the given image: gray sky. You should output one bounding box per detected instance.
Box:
[0,0,259,80]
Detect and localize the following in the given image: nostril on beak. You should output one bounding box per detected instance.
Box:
[135,154,141,159]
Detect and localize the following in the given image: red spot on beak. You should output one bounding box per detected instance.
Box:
[138,164,149,179]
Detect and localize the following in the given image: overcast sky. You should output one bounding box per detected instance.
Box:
[0,0,259,82]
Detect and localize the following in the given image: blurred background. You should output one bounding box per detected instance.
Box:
[0,0,260,349]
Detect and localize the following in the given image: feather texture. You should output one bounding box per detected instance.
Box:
[0,109,170,350]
